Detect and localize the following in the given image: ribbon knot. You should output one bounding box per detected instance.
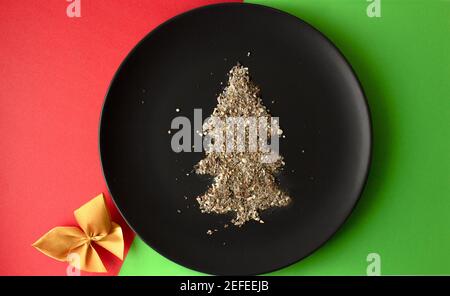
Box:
[32,194,124,273]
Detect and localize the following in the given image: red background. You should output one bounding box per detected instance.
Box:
[0,0,239,275]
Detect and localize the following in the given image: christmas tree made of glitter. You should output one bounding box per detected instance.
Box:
[195,64,291,226]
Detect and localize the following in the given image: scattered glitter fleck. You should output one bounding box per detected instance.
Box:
[168,130,171,134]
[247,51,251,57]
[176,108,180,112]
[141,100,145,104]
[207,230,213,235]
[177,209,182,214]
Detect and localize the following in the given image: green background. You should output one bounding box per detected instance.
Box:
[120,0,450,275]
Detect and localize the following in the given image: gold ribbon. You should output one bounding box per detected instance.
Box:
[32,193,124,273]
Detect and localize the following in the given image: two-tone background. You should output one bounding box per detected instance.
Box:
[1,0,449,275]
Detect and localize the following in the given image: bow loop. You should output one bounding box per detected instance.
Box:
[74,194,112,237]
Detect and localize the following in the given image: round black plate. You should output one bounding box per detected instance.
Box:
[100,3,371,275]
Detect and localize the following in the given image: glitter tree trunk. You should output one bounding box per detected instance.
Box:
[195,64,291,226]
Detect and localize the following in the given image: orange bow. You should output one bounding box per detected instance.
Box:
[32,193,124,273]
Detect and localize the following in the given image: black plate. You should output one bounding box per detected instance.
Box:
[100,3,371,275]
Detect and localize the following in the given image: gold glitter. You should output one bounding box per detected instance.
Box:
[195,64,291,226]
